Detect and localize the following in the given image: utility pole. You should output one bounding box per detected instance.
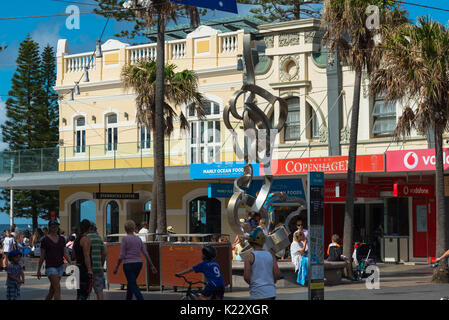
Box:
[9,158,14,228]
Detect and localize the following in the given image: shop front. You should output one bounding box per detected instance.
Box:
[385,148,442,262]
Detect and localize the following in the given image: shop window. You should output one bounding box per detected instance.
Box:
[372,95,396,136]
[75,116,86,154]
[284,97,300,141]
[70,199,96,233]
[189,196,221,234]
[106,201,119,241]
[188,100,221,164]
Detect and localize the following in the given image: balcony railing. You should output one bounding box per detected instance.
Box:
[0,138,245,174]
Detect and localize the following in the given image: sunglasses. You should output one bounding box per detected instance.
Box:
[297,224,303,227]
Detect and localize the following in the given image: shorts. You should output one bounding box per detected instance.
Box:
[46,265,64,278]
[92,272,105,293]
[201,285,224,300]
[6,284,20,300]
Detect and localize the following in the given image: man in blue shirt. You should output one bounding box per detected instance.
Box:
[176,245,225,300]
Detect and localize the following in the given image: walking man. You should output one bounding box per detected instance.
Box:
[87,223,106,300]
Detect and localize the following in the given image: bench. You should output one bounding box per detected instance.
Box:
[324,260,347,285]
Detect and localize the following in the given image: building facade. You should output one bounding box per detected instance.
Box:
[0,17,440,262]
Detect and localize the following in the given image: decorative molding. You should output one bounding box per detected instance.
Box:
[270,80,311,90]
[279,55,300,82]
[57,39,69,57]
[101,39,129,51]
[362,71,369,98]
[187,25,222,39]
[319,127,328,143]
[304,30,324,44]
[264,36,274,48]
[279,32,300,47]
[340,127,350,143]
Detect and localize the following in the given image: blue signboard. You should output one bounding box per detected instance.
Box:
[208,179,306,200]
[190,161,260,180]
[170,0,238,14]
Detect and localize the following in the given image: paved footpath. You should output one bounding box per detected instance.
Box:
[0,263,447,300]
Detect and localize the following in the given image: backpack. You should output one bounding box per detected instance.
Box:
[328,245,342,261]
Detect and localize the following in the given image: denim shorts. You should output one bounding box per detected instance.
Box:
[46,265,64,278]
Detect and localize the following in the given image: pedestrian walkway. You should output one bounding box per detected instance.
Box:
[0,264,447,300]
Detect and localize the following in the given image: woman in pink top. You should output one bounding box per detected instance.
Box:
[113,220,157,300]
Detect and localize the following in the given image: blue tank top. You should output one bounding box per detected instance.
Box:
[250,250,276,299]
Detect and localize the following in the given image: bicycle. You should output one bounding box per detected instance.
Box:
[176,274,207,300]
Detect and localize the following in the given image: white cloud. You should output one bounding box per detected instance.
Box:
[31,23,63,50]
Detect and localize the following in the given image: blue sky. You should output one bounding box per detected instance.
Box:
[0,0,448,225]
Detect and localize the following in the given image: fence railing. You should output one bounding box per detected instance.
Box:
[0,138,246,174]
[65,52,96,73]
[127,44,157,65]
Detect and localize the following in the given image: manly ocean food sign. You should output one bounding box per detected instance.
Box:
[190,161,260,179]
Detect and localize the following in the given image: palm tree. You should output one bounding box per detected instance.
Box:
[370,16,449,282]
[321,0,407,258]
[115,0,200,238]
[122,60,205,237]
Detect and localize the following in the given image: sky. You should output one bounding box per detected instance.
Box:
[0,0,448,225]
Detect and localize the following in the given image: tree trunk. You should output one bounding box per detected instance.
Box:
[432,125,449,283]
[155,7,167,239]
[343,69,362,259]
[32,214,38,232]
[149,177,158,241]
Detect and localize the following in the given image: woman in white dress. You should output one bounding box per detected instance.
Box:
[290,230,308,286]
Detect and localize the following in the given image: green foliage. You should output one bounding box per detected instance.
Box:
[121,59,205,134]
[0,36,59,228]
[93,0,207,39]
[237,0,323,22]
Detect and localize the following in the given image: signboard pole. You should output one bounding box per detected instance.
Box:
[307,172,325,300]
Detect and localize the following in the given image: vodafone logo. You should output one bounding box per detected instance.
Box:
[404,152,418,170]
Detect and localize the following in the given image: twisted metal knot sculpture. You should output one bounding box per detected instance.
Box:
[224,34,290,237]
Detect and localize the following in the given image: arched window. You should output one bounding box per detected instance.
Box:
[105,201,119,241]
[188,100,221,163]
[106,113,118,151]
[284,97,300,141]
[189,196,221,234]
[75,117,86,153]
[70,199,96,233]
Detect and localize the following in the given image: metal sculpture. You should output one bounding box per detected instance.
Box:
[224,34,305,253]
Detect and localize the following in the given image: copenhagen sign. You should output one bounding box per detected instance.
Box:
[270,154,385,175]
[386,148,449,172]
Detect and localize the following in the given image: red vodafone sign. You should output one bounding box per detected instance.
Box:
[270,154,384,175]
[386,148,449,172]
[393,184,434,197]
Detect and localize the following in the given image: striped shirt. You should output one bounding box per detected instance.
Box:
[87,233,104,273]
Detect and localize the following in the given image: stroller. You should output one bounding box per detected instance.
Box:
[352,243,376,281]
